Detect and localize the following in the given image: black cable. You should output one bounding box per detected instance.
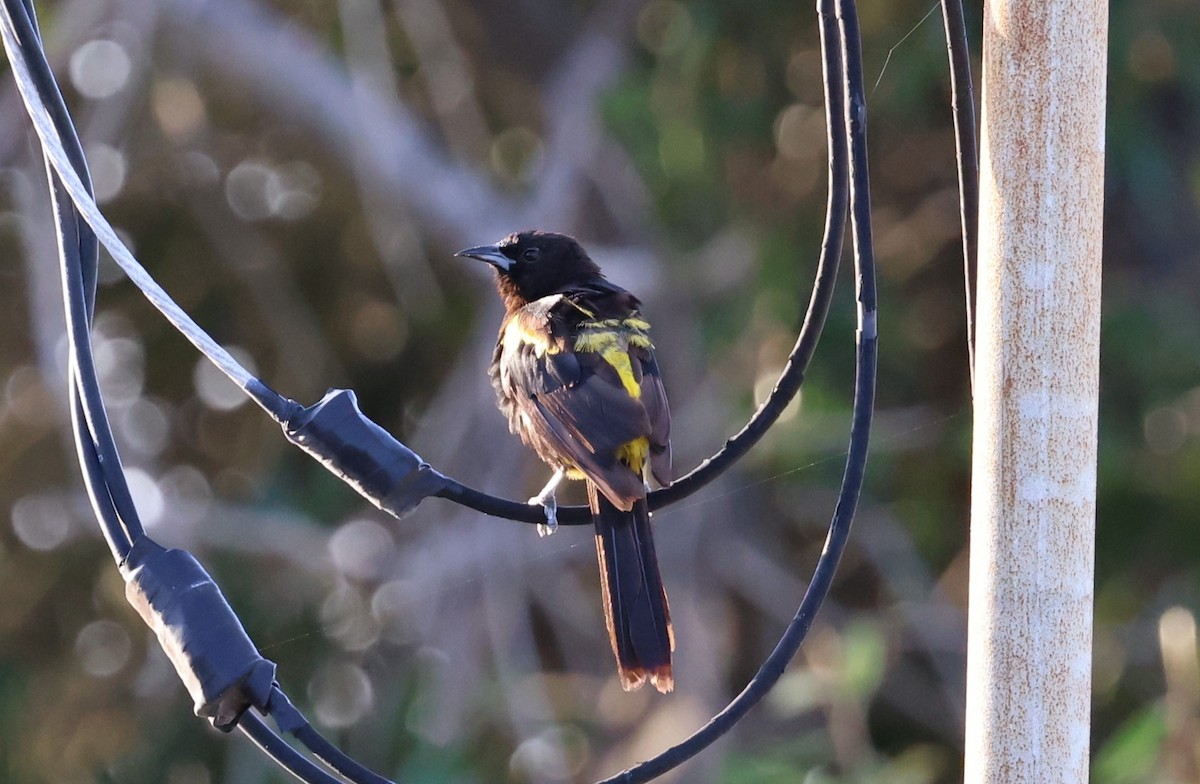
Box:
[6,6,397,784]
[594,0,876,778]
[264,685,395,784]
[3,0,285,421]
[291,725,393,784]
[239,712,346,784]
[6,0,144,560]
[58,196,146,553]
[939,0,978,390]
[67,382,126,561]
[28,0,290,425]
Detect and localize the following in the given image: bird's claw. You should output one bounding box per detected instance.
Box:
[529,494,558,537]
[527,467,565,537]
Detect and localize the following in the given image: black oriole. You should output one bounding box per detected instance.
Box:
[457,230,674,693]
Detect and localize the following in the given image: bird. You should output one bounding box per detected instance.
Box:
[456,230,674,693]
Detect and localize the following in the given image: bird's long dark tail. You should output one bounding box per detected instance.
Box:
[589,483,674,693]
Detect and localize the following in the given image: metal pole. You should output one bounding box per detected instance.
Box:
[965,0,1106,781]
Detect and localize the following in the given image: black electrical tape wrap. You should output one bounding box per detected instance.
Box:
[121,537,277,730]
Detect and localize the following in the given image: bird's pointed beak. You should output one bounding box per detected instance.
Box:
[455,244,512,271]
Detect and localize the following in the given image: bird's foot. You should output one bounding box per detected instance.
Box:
[528,493,558,537]
[529,467,565,537]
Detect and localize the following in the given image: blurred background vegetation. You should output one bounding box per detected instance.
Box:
[0,0,1197,782]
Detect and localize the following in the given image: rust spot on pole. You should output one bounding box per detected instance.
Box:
[965,0,1106,782]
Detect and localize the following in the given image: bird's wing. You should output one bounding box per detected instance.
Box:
[498,299,655,508]
[636,345,672,487]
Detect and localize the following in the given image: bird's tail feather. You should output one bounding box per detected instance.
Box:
[589,483,673,693]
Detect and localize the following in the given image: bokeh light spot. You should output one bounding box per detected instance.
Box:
[349,300,408,362]
[152,78,207,139]
[1128,29,1175,83]
[75,619,132,677]
[86,143,127,203]
[11,494,72,551]
[69,40,132,99]
[1144,405,1187,454]
[371,580,416,644]
[225,160,321,222]
[329,519,394,581]
[160,465,213,528]
[125,468,165,528]
[94,335,146,404]
[225,161,274,222]
[308,662,374,728]
[193,347,256,411]
[117,398,171,458]
[321,584,381,651]
[636,1,693,57]
[490,127,543,185]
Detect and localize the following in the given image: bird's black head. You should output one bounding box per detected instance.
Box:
[456,230,602,309]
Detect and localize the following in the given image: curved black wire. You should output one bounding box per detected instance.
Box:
[263,684,395,784]
[939,0,978,389]
[9,0,144,561]
[6,0,275,414]
[595,0,876,779]
[5,5,397,784]
[292,725,393,784]
[239,713,344,784]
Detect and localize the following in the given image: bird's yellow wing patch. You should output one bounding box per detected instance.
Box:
[618,436,650,473]
[573,316,654,399]
[601,346,641,399]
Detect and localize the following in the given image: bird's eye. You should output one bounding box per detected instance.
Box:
[522,247,540,262]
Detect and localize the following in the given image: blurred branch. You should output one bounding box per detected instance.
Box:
[854,507,966,732]
[46,485,333,575]
[1159,607,1200,780]
[11,160,68,399]
[188,197,347,395]
[388,0,491,162]
[527,0,642,226]
[588,139,659,239]
[336,0,447,317]
[157,0,653,344]
[158,0,644,244]
[158,0,515,239]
